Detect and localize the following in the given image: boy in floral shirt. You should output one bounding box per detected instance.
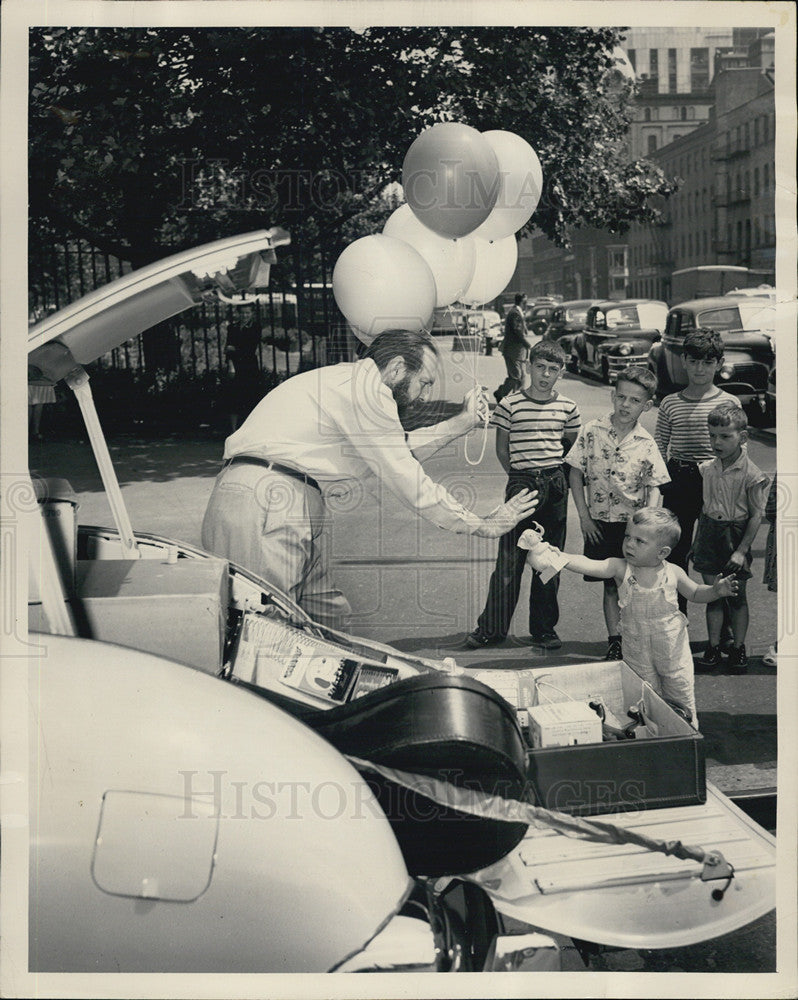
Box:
[566,366,670,660]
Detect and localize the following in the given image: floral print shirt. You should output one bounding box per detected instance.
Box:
[565,412,670,521]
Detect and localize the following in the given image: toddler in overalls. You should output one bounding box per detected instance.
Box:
[521,507,739,725]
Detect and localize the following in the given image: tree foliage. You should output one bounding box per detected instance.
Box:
[30,26,676,264]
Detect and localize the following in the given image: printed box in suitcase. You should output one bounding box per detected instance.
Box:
[471,661,705,816]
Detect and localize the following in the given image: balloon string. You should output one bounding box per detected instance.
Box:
[462,303,489,466]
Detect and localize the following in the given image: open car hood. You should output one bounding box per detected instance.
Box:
[28,228,290,384]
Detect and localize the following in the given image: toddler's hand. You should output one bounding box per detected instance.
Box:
[714,572,739,598]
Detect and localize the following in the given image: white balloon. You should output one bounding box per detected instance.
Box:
[472,131,543,241]
[332,234,436,345]
[383,204,476,307]
[460,236,519,306]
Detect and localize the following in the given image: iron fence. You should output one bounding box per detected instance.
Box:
[28,233,353,377]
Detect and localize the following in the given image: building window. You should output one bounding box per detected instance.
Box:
[754,218,761,247]
[672,106,680,120]
[744,122,750,148]
[703,231,709,255]
[609,248,627,271]
[627,48,636,71]
[762,116,768,142]
[647,134,658,154]
[668,48,677,92]
[744,170,750,196]
[754,167,760,197]
[688,106,696,120]
[690,47,710,90]
[650,48,659,80]
[680,106,687,121]
[754,117,760,144]
[763,163,769,191]
[644,107,651,122]
[688,232,693,257]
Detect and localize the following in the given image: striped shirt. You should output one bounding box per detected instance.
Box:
[492,390,581,469]
[653,388,741,463]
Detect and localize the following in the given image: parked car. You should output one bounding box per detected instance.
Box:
[647,295,776,422]
[544,299,599,356]
[525,300,560,337]
[465,308,502,337]
[22,232,775,973]
[569,299,668,383]
[764,363,776,426]
[429,305,467,336]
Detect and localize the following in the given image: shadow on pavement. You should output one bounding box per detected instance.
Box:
[699,712,777,765]
[29,436,224,492]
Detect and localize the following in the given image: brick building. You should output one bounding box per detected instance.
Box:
[512,29,775,305]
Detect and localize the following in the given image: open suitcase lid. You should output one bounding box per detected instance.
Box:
[470,781,775,949]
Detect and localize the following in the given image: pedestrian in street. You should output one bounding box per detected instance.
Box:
[494,293,532,404]
[224,312,262,432]
[691,403,769,674]
[201,328,538,629]
[566,365,670,661]
[653,328,741,614]
[467,338,580,650]
[525,507,740,725]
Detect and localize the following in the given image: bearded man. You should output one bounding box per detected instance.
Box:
[202,329,537,628]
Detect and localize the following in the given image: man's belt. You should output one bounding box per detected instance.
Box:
[227,455,321,492]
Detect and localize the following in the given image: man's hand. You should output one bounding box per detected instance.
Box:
[713,572,740,599]
[722,551,746,577]
[482,488,539,538]
[579,513,602,545]
[461,385,490,429]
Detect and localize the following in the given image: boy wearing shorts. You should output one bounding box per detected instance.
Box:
[692,402,769,674]
[567,366,670,661]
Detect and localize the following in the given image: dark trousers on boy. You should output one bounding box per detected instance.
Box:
[476,465,569,639]
[662,458,704,612]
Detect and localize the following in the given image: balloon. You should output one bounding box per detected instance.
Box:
[402,123,500,238]
[460,236,518,306]
[332,234,436,345]
[383,204,476,307]
[471,131,543,241]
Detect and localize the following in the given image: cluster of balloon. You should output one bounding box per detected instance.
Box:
[332,122,543,345]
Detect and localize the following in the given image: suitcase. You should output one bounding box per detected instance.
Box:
[238,673,529,876]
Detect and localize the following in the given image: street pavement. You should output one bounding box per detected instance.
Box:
[29,336,778,799]
[27,336,780,974]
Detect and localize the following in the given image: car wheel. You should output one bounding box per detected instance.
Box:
[745,399,769,429]
[532,320,548,338]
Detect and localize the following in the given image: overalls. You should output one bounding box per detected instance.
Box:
[618,562,697,724]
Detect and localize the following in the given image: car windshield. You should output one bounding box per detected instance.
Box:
[605,306,640,328]
[696,306,743,332]
[565,308,588,323]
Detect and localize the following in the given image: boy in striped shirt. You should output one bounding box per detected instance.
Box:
[467,339,580,649]
[654,328,741,616]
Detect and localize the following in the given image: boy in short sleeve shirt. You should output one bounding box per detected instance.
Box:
[567,366,670,660]
[467,340,580,650]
